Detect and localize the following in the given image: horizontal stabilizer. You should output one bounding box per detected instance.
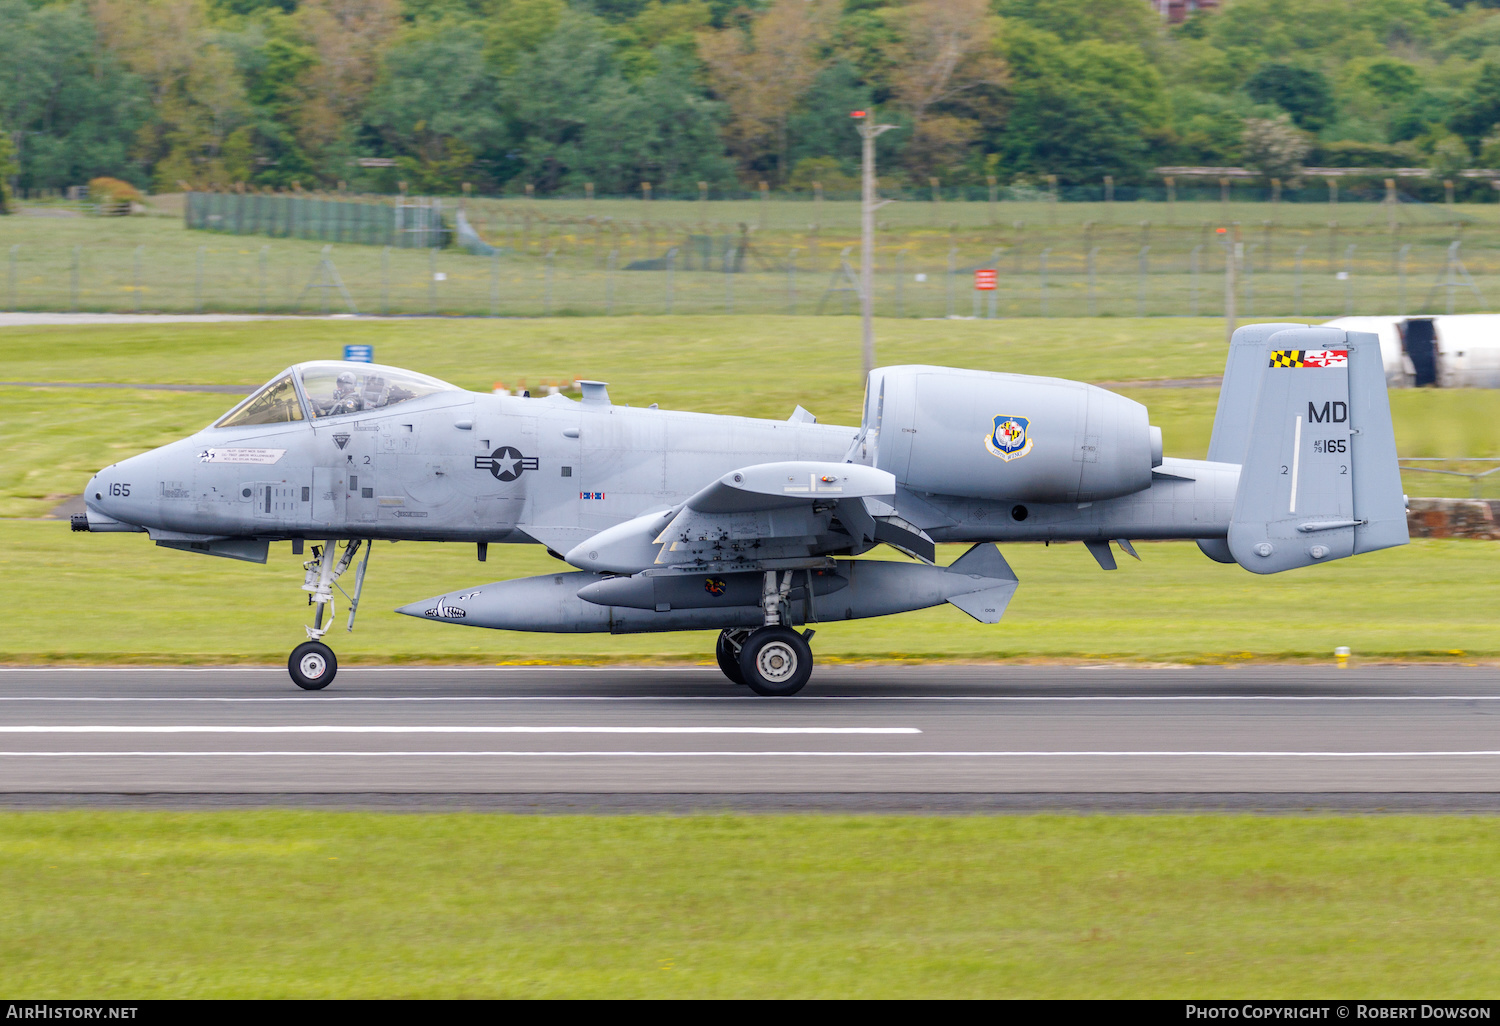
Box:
[943,543,1019,623]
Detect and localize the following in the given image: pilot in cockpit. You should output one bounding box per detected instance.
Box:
[330,371,364,414]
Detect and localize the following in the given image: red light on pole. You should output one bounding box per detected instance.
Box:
[1216,227,1227,234]
[851,110,867,118]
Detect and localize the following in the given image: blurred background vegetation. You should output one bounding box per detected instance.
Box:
[9,0,1500,200]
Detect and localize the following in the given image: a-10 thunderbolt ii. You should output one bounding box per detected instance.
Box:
[75,322,1408,695]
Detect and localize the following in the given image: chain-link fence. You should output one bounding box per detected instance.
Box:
[5,195,1497,317]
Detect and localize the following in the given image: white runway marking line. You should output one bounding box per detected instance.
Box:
[0,725,920,735]
[4,695,1500,703]
[6,750,1500,758]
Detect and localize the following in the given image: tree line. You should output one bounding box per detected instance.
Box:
[7,0,1500,200]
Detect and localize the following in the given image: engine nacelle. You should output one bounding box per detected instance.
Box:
[863,365,1160,504]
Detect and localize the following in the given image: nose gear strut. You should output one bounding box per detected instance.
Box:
[291,539,372,690]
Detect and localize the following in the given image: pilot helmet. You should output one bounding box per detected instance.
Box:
[335,371,357,392]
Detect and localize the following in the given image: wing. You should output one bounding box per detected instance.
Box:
[564,461,926,574]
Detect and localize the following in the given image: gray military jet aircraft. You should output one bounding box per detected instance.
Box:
[75,322,1408,695]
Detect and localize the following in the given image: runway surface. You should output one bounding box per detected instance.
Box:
[2,664,1499,811]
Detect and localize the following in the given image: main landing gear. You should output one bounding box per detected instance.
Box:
[288,539,371,691]
[714,571,816,697]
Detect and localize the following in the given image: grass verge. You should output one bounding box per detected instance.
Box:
[8,522,1499,664]
[2,811,1499,998]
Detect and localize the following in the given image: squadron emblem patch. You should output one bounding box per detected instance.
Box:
[1270,349,1348,369]
[704,577,727,597]
[984,415,1033,462]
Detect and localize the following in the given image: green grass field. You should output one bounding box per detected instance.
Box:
[3,811,1499,997]
[4,315,1498,664]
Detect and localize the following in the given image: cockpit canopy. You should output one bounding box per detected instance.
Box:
[215,361,460,428]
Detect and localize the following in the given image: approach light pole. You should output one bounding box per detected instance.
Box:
[853,110,898,379]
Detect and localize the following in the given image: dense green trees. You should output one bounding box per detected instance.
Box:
[6,0,1500,197]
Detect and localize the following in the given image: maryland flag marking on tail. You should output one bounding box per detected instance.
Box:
[1269,349,1349,369]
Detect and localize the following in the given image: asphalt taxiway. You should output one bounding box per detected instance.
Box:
[2,664,1498,811]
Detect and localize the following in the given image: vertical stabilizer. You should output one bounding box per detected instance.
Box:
[1226,327,1407,574]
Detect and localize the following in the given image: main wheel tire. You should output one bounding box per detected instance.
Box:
[715,631,747,686]
[289,641,337,691]
[738,626,813,697]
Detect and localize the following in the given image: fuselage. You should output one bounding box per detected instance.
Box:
[86,373,1239,550]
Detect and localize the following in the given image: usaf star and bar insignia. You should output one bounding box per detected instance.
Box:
[474,446,539,482]
[1269,349,1349,369]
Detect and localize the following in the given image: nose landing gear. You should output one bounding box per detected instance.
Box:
[288,539,371,691]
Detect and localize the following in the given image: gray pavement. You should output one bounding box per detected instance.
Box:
[2,664,1499,810]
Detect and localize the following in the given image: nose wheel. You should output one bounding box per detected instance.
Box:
[289,641,337,690]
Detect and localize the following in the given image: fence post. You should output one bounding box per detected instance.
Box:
[1137,245,1149,317]
[1223,227,1237,344]
[1190,244,1202,317]
[946,245,956,317]
[1343,243,1356,316]
[665,247,674,314]
[490,250,500,317]
[723,237,734,313]
[1039,248,1050,316]
[1165,175,1176,223]
[6,245,16,311]
[1245,243,1256,317]
[134,245,144,314]
[1294,245,1306,317]
[257,246,267,315]
[786,247,799,315]
[428,248,437,315]
[194,245,204,314]
[1088,246,1099,316]
[894,250,904,318]
[380,246,390,316]
[987,175,997,226]
[759,181,769,230]
[606,248,617,316]
[1398,244,1410,316]
[545,248,555,316]
[70,245,80,313]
